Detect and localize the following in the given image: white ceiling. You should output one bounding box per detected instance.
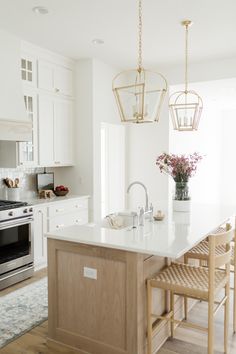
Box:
[0,0,236,68]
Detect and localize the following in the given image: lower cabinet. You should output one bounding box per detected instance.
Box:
[33,206,48,270]
[33,198,88,270]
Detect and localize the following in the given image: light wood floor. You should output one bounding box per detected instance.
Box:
[172,291,236,354]
[1,269,236,354]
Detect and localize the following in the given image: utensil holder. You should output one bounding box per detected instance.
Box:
[7,188,21,201]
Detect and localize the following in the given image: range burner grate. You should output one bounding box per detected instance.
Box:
[0,200,28,211]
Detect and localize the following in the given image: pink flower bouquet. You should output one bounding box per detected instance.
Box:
[156,152,202,183]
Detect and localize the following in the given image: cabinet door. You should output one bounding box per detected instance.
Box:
[18,90,38,166]
[54,66,73,97]
[21,53,37,87]
[38,60,73,97]
[33,207,48,269]
[54,99,74,165]
[38,60,54,92]
[38,95,54,166]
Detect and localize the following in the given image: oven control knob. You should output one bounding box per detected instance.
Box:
[23,208,28,214]
[29,207,33,213]
[8,211,13,216]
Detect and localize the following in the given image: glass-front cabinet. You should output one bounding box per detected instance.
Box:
[21,54,37,88]
[19,53,38,166]
[18,91,38,166]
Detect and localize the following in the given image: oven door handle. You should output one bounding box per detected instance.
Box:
[0,264,34,282]
[0,217,34,230]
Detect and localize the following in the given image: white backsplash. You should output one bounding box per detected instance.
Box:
[0,167,44,200]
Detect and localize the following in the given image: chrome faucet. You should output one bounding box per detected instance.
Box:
[127,181,153,226]
[127,181,149,212]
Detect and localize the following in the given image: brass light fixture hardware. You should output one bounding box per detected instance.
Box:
[169,20,203,131]
[112,0,168,124]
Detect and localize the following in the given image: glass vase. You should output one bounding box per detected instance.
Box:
[175,181,189,201]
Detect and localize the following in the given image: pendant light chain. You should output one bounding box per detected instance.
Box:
[112,0,168,124]
[138,0,143,72]
[185,22,189,93]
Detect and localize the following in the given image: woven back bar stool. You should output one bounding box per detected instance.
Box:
[146,225,234,354]
[184,220,236,333]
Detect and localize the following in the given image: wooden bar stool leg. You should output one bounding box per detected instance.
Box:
[208,238,215,354]
[170,291,175,338]
[147,281,153,354]
[234,267,236,334]
[208,296,214,354]
[224,283,230,354]
[184,255,188,320]
[184,296,188,320]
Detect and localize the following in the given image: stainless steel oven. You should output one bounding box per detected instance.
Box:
[0,203,34,290]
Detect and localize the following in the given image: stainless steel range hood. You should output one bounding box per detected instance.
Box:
[0,30,31,142]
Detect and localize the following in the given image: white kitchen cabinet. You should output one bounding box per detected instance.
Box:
[18,89,38,166]
[48,198,88,217]
[54,65,73,97]
[33,206,48,269]
[21,53,37,88]
[0,90,38,168]
[54,99,73,165]
[38,95,54,166]
[33,198,89,270]
[48,210,88,231]
[18,44,75,168]
[38,59,73,97]
[38,95,74,167]
[47,198,88,231]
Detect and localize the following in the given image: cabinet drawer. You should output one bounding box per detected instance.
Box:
[48,199,88,217]
[48,210,88,232]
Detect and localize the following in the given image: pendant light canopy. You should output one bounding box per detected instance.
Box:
[112,0,168,124]
[169,20,203,131]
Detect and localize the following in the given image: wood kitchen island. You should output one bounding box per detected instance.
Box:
[46,204,235,354]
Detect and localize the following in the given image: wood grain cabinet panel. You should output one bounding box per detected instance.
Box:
[57,251,126,350]
[48,242,187,354]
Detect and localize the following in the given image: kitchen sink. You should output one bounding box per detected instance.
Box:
[102,211,138,229]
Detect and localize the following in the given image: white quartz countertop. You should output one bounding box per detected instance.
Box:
[46,203,236,259]
[24,194,89,206]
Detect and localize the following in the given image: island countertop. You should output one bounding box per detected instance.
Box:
[46,203,235,259]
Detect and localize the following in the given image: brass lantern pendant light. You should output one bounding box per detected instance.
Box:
[169,20,203,131]
[112,0,168,124]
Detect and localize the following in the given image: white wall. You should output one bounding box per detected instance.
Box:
[126,100,170,212]
[92,60,124,221]
[157,57,236,86]
[101,123,125,217]
[220,109,236,206]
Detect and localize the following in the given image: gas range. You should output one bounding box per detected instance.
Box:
[0,200,33,223]
[0,199,34,290]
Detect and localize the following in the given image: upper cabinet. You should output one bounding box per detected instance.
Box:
[54,99,74,165]
[20,43,75,168]
[0,39,75,168]
[18,89,38,166]
[0,30,31,140]
[38,95,74,167]
[21,53,37,88]
[38,60,73,97]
